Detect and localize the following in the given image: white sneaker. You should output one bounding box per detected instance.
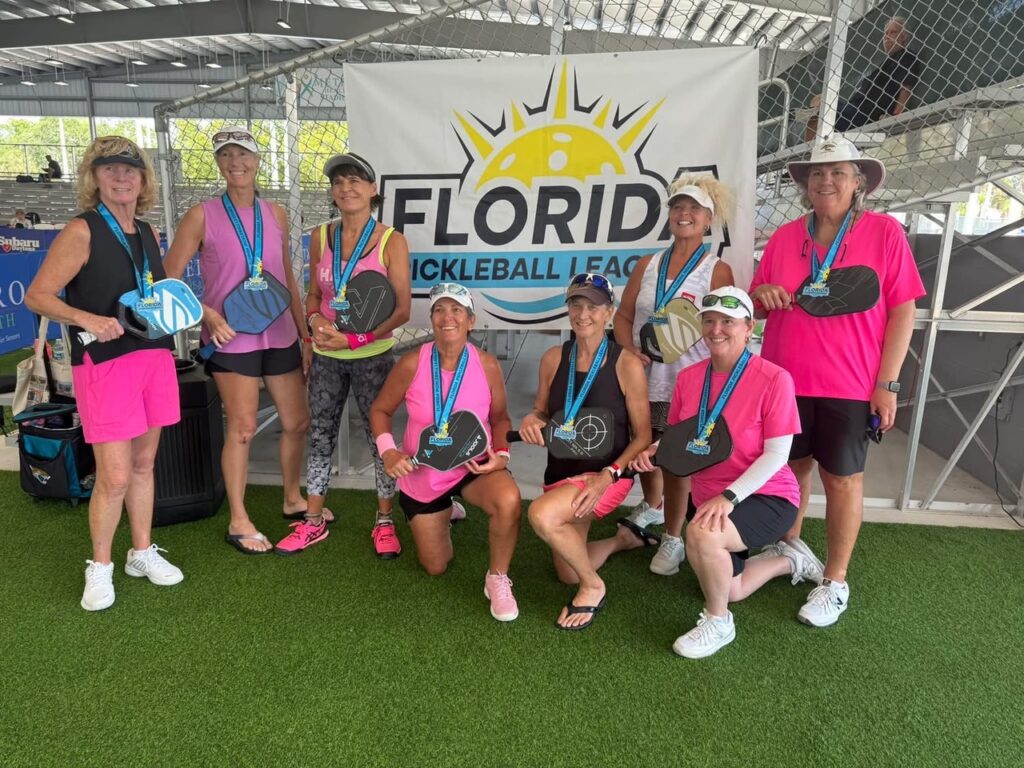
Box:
[81,560,115,611]
[450,500,467,522]
[747,540,785,563]
[779,539,824,586]
[649,535,685,575]
[798,579,850,627]
[624,500,664,529]
[125,544,184,586]
[673,611,736,659]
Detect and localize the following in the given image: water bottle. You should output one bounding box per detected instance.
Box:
[51,338,66,361]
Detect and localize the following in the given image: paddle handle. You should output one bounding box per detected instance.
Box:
[505,430,638,479]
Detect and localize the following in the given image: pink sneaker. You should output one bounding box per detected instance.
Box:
[275,519,329,555]
[372,519,401,559]
[484,572,519,622]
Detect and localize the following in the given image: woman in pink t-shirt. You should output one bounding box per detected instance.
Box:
[369,284,523,623]
[166,126,311,555]
[749,135,925,628]
[632,287,823,659]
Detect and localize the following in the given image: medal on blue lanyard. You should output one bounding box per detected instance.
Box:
[221,194,266,291]
[648,242,707,325]
[429,345,470,447]
[97,202,159,309]
[553,337,608,441]
[686,348,751,455]
[801,208,853,298]
[329,217,376,311]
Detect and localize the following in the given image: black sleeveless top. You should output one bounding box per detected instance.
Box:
[544,339,630,485]
[66,210,174,366]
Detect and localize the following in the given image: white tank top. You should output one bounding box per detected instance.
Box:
[631,247,717,402]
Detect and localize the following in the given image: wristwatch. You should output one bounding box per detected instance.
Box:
[876,380,901,393]
[722,489,738,505]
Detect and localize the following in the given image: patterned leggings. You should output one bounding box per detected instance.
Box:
[306,352,396,499]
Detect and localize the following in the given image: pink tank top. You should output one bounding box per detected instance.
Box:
[399,342,493,502]
[199,196,297,353]
[315,223,392,334]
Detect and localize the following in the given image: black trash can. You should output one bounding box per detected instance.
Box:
[153,358,226,526]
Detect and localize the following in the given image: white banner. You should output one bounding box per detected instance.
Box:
[347,48,757,328]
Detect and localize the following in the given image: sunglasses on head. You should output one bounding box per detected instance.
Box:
[213,131,255,144]
[568,272,614,299]
[430,282,471,298]
[701,294,748,311]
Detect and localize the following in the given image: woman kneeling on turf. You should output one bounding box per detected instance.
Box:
[519,273,650,631]
[369,283,522,622]
[631,287,822,658]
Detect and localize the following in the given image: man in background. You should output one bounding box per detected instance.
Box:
[40,155,62,182]
[805,17,922,141]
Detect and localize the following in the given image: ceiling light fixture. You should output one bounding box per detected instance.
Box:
[57,14,75,24]
[124,59,139,88]
[58,0,76,23]
[20,65,36,87]
[207,60,222,69]
[276,0,292,29]
[53,64,68,86]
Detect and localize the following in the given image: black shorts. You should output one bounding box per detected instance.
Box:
[790,396,871,477]
[687,494,797,576]
[399,473,479,522]
[205,342,301,378]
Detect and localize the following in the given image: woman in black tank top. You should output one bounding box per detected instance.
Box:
[26,136,184,613]
[516,273,651,630]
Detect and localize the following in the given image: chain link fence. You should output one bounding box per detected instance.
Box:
[153,0,1024,512]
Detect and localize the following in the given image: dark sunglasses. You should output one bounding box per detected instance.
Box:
[866,413,883,444]
[568,272,614,301]
[701,294,748,311]
[213,131,255,144]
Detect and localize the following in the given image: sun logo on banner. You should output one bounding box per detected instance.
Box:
[452,60,665,191]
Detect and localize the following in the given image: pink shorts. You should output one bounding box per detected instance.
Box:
[542,474,635,519]
[72,349,180,444]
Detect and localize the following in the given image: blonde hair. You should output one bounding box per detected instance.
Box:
[668,173,735,226]
[76,135,159,215]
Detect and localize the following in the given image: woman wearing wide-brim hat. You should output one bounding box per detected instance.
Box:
[749,134,925,627]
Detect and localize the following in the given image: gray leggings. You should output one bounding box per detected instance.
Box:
[306,352,396,500]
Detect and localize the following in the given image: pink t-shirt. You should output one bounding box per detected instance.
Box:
[668,355,802,508]
[199,197,297,353]
[399,342,493,502]
[750,210,926,400]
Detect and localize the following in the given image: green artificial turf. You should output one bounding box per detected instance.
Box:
[2,472,1022,767]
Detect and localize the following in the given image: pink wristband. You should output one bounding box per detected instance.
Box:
[375,433,397,455]
[346,331,375,349]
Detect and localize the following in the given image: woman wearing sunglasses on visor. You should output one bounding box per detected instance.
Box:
[520,273,650,630]
[273,152,412,558]
[631,287,821,658]
[166,126,310,555]
[593,174,736,578]
[748,135,924,628]
[369,283,522,622]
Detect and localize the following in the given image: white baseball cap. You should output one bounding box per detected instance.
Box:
[696,286,754,319]
[212,125,259,154]
[429,282,475,313]
[666,180,715,215]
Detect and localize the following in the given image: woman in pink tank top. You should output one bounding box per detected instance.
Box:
[370,283,524,623]
[166,125,311,555]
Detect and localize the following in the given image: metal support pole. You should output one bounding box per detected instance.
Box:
[154,112,177,242]
[920,342,1024,508]
[950,271,1024,317]
[284,74,304,286]
[550,0,569,55]
[899,204,956,510]
[816,0,853,141]
[85,77,97,140]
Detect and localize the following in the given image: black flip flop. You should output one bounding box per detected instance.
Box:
[556,595,607,631]
[224,531,273,555]
[616,517,661,547]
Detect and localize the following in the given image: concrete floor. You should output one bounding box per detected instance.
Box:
[5,331,1020,530]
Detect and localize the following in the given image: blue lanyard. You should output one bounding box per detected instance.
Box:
[432,344,470,438]
[221,194,263,281]
[695,348,750,443]
[654,242,707,314]
[562,337,608,429]
[332,217,376,301]
[807,208,853,286]
[97,203,151,299]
